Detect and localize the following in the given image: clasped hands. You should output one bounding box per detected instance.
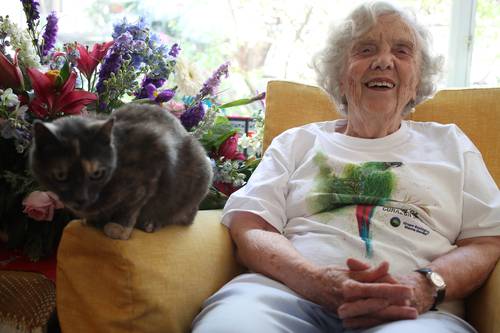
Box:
[306,258,434,329]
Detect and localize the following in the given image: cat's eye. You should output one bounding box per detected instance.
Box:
[89,168,107,181]
[53,170,68,182]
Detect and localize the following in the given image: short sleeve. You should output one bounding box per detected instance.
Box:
[221,130,297,232]
[458,151,500,240]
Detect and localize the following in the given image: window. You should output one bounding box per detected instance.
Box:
[471,0,500,86]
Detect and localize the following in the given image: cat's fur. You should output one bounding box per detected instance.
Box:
[29,104,213,240]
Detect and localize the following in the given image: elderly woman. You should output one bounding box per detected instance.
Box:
[192,1,500,332]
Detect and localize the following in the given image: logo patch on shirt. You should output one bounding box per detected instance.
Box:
[390,216,401,227]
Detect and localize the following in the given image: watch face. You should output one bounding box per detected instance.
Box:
[430,272,446,289]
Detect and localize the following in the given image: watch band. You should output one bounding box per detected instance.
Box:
[414,268,446,311]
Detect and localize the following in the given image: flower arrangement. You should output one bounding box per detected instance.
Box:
[0,1,264,260]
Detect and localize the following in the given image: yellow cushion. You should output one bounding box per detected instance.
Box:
[466,263,500,333]
[263,81,339,151]
[56,210,242,333]
[410,88,500,186]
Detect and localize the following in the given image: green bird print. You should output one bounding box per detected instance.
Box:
[308,152,402,257]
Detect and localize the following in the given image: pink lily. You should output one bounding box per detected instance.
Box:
[0,51,25,91]
[27,67,97,118]
[76,41,113,80]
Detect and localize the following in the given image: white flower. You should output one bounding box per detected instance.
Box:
[212,159,247,187]
[174,56,205,96]
[0,17,40,69]
[238,134,251,149]
[238,133,262,157]
[1,88,19,108]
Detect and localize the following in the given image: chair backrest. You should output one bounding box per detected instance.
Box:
[264,80,500,186]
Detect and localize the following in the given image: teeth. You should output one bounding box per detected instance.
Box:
[367,81,395,88]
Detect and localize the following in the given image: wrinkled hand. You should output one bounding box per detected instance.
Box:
[391,272,435,314]
[338,259,420,329]
[298,258,415,329]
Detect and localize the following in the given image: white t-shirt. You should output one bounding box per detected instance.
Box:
[222,119,500,315]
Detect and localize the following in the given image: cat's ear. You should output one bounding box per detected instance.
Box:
[97,117,115,142]
[32,120,60,146]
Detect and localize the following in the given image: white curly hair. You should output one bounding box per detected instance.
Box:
[312,1,444,116]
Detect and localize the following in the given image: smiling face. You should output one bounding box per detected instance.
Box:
[340,14,421,120]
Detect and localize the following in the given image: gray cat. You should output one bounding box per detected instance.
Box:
[29,103,213,240]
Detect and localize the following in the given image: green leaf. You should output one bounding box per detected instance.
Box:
[239,158,261,178]
[219,98,256,109]
[199,186,228,210]
[219,92,265,109]
[199,116,237,151]
[55,60,71,89]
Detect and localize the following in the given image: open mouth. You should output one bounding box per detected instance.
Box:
[365,80,396,90]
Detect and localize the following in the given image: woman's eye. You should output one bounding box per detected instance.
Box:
[53,170,68,182]
[395,46,412,56]
[353,44,374,56]
[89,168,106,181]
[360,47,373,54]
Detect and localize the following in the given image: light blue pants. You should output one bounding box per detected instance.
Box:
[192,273,477,333]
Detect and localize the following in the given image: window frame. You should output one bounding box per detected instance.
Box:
[447,0,477,87]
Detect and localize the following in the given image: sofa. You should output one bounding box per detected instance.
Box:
[57,80,500,333]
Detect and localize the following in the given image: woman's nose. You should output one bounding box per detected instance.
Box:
[370,50,394,70]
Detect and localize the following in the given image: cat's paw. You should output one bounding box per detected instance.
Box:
[103,222,132,240]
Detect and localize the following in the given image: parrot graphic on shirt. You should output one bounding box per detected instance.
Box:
[308,152,402,257]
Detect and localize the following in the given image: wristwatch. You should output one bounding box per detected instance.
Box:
[415,268,446,311]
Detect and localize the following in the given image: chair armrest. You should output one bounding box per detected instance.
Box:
[466,261,500,333]
[56,210,243,333]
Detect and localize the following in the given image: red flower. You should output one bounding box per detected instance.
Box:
[76,41,113,80]
[27,67,97,118]
[0,51,24,91]
[216,134,245,160]
[213,181,240,197]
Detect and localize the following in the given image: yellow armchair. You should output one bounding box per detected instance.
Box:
[57,81,500,333]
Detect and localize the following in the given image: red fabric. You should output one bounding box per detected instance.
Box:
[0,245,56,283]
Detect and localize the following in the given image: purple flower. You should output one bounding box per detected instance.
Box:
[155,89,175,103]
[143,77,165,88]
[197,62,230,99]
[144,83,157,99]
[21,0,40,30]
[169,43,180,57]
[136,77,166,98]
[115,31,134,45]
[180,102,205,130]
[96,32,134,94]
[110,18,150,69]
[98,101,108,111]
[137,82,175,104]
[42,12,58,57]
[113,17,147,41]
[95,51,123,94]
